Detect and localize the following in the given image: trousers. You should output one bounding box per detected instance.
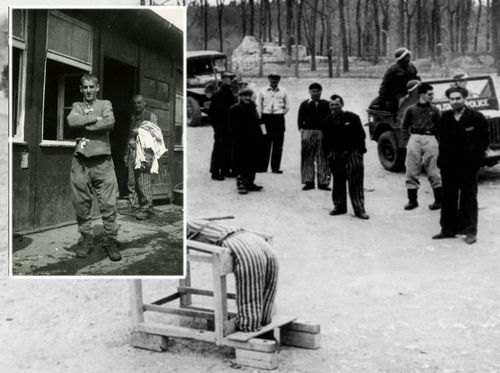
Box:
[127,147,153,210]
[260,114,285,172]
[70,155,118,237]
[330,151,365,213]
[405,134,441,189]
[300,129,330,185]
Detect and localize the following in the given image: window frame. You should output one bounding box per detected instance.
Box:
[11,11,28,144]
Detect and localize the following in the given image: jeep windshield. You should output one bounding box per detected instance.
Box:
[429,76,499,113]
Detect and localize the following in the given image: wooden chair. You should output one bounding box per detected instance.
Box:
[129,232,320,370]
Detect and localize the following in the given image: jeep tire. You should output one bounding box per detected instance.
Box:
[187,96,201,127]
[377,131,405,172]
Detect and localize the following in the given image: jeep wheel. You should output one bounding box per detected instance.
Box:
[377,131,405,172]
[187,96,201,127]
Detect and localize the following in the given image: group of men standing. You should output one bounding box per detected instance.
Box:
[67,74,166,261]
[208,46,491,244]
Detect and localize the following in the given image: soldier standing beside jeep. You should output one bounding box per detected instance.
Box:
[402,83,442,211]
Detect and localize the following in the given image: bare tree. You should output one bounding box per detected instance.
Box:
[265,0,273,42]
[474,0,483,52]
[339,0,349,71]
[398,0,405,46]
[356,0,363,56]
[487,0,491,51]
[216,0,225,52]
[372,0,381,63]
[276,0,283,45]
[249,0,255,36]
[493,0,500,74]
[405,0,418,52]
[459,0,473,54]
[379,0,390,57]
[285,0,294,67]
[241,0,247,36]
[430,0,442,60]
[203,0,208,50]
[303,0,319,71]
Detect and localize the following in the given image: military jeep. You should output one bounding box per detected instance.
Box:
[366,75,500,171]
[187,50,229,127]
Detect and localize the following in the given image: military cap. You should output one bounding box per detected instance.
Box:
[394,47,411,60]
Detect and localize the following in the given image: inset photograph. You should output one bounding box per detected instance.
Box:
[10,8,184,276]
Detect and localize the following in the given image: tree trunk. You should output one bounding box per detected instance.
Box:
[339,0,349,72]
[326,0,333,77]
[310,0,319,71]
[266,0,272,42]
[203,0,208,50]
[277,0,283,45]
[372,0,380,63]
[295,0,301,77]
[356,0,363,57]
[416,0,422,58]
[487,0,491,51]
[492,0,500,74]
[474,0,483,52]
[460,0,472,54]
[216,0,225,52]
[431,0,441,60]
[363,0,371,58]
[249,0,255,36]
[241,0,247,36]
[346,0,352,56]
[285,0,293,67]
[320,0,326,55]
[398,0,405,46]
[259,0,265,42]
[380,0,390,57]
[297,0,303,45]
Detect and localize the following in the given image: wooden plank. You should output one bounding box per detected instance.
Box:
[235,348,278,370]
[136,322,216,344]
[177,286,236,300]
[130,331,168,352]
[281,320,321,334]
[179,304,237,319]
[187,239,229,255]
[227,315,297,342]
[129,280,144,326]
[151,292,181,305]
[179,261,192,307]
[187,253,213,264]
[225,337,277,353]
[280,329,321,350]
[211,253,228,343]
[144,304,215,319]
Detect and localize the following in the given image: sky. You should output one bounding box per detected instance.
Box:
[0,1,185,31]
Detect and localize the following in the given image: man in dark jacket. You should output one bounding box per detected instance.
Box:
[432,87,489,244]
[323,94,369,219]
[371,48,420,112]
[208,72,237,180]
[297,82,331,191]
[229,88,264,195]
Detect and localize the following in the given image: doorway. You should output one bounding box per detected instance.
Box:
[103,57,137,197]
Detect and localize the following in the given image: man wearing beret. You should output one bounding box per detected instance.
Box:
[208,72,237,181]
[229,87,264,195]
[432,87,489,244]
[257,73,290,174]
[373,48,420,112]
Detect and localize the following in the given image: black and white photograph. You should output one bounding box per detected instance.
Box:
[1,0,500,372]
[9,7,184,276]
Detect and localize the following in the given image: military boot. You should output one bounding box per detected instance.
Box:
[404,189,418,210]
[428,187,442,210]
[76,233,93,258]
[103,236,122,261]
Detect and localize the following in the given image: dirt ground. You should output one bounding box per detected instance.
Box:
[2,76,500,372]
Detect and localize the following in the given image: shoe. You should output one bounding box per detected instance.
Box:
[103,237,122,261]
[432,231,455,239]
[272,170,283,174]
[238,188,248,195]
[211,173,225,181]
[355,211,370,220]
[428,187,442,210]
[247,184,263,191]
[222,170,235,178]
[302,183,314,191]
[76,234,93,258]
[464,234,477,245]
[119,206,140,216]
[318,184,331,191]
[135,209,153,220]
[404,189,418,210]
[329,209,347,216]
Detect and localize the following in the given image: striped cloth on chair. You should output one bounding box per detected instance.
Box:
[187,219,279,332]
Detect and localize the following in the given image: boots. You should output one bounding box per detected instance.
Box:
[404,189,418,210]
[76,233,93,258]
[103,236,122,261]
[428,187,442,210]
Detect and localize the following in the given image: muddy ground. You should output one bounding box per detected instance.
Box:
[1,75,500,372]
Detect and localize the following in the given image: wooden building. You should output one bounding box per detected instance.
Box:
[11,9,183,232]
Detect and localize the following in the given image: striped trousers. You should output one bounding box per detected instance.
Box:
[330,151,366,213]
[300,129,330,185]
[187,220,279,332]
[127,147,152,210]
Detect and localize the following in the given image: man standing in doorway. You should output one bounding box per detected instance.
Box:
[432,87,489,244]
[67,74,121,261]
[125,94,158,220]
[297,82,331,190]
[257,73,290,174]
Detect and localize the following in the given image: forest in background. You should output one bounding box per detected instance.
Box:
[186,0,500,75]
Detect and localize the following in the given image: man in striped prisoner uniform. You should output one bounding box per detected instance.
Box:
[297,82,331,191]
[125,94,158,220]
[323,94,369,220]
[187,219,278,333]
